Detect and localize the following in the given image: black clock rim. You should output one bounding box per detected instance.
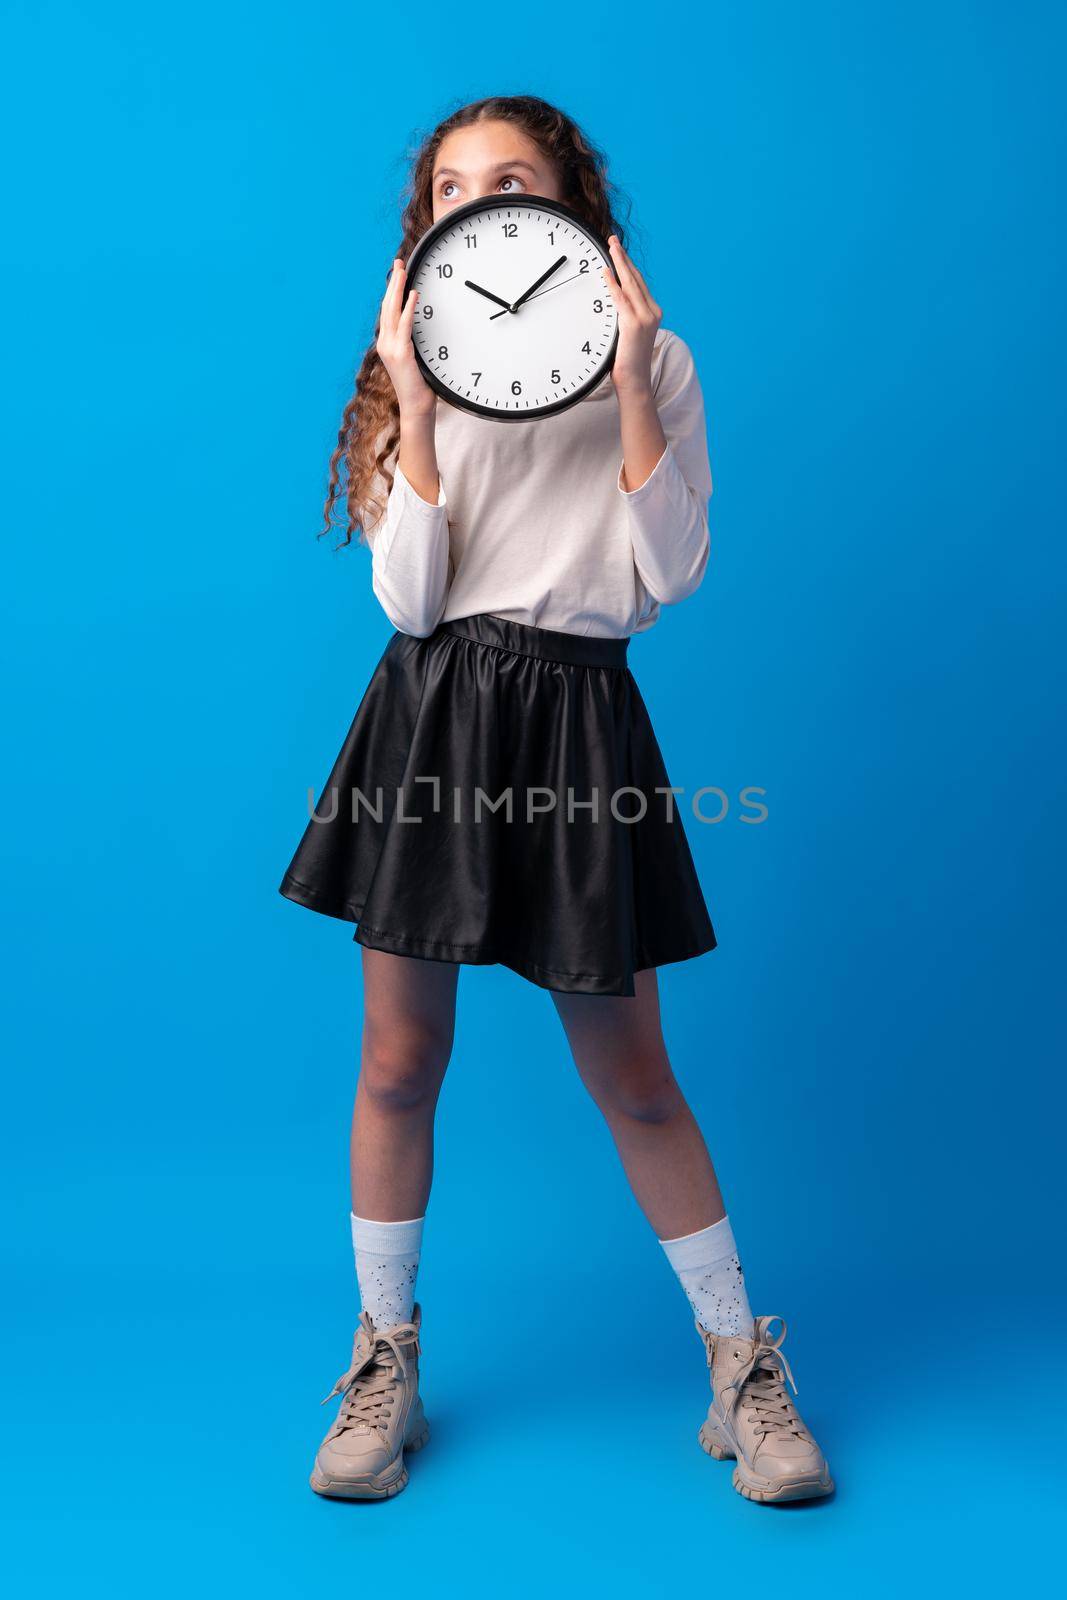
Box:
[402,193,619,424]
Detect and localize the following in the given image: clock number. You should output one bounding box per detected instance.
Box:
[471,372,482,385]
[551,368,561,384]
[436,263,453,278]
[511,380,522,395]
[581,341,592,354]
[438,345,449,361]
[422,305,434,319]
[464,234,477,248]
[593,299,603,312]
[579,260,590,274]
[501,222,517,238]
[548,229,556,245]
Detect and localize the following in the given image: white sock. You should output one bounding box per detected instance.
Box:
[659,1215,753,1337]
[351,1212,424,1329]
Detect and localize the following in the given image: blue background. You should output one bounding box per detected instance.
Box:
[3,1,1064,1592]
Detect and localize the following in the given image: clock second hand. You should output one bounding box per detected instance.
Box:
[488,266,589,319]
[508,254,568,314]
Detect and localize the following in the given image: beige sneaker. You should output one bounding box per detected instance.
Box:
[310,1304,429,1500]
[698,1315,834,1503]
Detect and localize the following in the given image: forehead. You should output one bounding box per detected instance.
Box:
[433,121,545,174]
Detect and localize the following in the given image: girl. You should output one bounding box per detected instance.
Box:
[279,95,832,1506]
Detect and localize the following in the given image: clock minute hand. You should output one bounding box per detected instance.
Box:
[489,266,585,318]
[509,254,568,314]
[464,278,514,314]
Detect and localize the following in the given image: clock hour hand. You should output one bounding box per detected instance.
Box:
[509,254,568,314]
[464,278,514,314]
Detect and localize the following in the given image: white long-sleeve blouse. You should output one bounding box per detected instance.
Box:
[363,326,713,640]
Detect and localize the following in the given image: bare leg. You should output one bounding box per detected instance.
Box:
[351,947,460,1220]
[552,968,724,1239]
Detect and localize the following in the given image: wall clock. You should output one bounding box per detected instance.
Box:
[403,193,619,422]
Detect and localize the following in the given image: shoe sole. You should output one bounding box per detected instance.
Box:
[699,1420,834,1503]
[309,1420,430,1501]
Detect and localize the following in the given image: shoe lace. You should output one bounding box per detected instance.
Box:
[320,1312,421,1436]
[737,1317,808,1442]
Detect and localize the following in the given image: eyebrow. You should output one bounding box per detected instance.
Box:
[433,159,540,180]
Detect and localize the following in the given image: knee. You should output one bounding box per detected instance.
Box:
[582,1053,684,1125]
[360,1020,452,1113]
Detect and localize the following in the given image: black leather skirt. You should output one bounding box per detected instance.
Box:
[278,612,716,996]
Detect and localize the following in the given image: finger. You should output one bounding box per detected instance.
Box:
[626,261,659,317]
[401,283,420,335]
[600,246,625,297]
[610,236,659,318]
[383,257,403,299]
[608,236,656,314]
[600,257,631,316]
[381,258,405,328]
[606,235,640,295]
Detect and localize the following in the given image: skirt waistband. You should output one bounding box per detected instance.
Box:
[435,613,629,669]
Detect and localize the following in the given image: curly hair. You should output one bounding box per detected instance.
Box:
[321,95,632,548]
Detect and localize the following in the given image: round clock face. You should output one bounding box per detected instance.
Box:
[404,194,619,421]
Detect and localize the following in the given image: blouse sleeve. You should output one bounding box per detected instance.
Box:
[362,457,452,637]
[616,331,713,605]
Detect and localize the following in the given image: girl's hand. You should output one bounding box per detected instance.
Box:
[601,235,662,397]
[376,258,436,419]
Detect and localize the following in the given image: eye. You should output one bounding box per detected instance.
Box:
[498,174,526,193]
[439,180,460,200]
